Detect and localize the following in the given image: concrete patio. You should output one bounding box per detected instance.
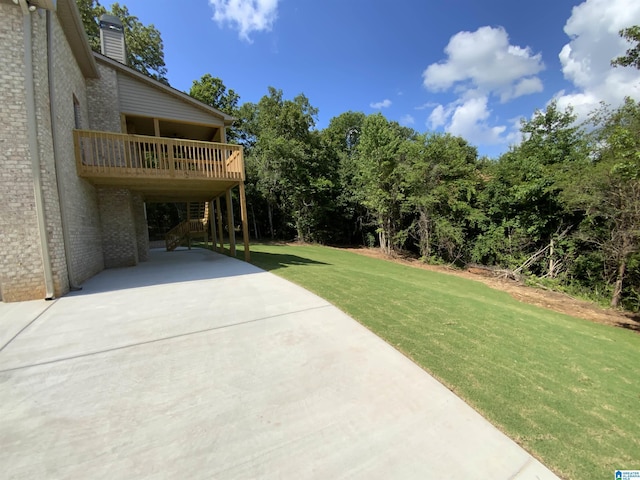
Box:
[0,248,560,479]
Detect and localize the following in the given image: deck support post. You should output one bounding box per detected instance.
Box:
[216,196,224,253]
[186,201,192,250]
[226,189,236,257]
[239,182,250,262]
[209,200,215,250]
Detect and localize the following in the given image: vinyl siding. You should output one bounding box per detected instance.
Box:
[100,29,126,65]
[117,73,224,126]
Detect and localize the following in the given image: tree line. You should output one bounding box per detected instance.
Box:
[78,2,639,311]
[233,93,640,311]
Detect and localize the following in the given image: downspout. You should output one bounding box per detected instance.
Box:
[46,9,81,290]
[20,0,55,299]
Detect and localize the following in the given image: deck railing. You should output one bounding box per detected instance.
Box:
[164,219,208,251]
[165,220,191,251]
[74,130,244,181]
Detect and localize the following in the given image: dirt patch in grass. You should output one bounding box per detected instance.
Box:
[337,246,639,332]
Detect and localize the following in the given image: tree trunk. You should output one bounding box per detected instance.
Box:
[378,230,386,254]
[296,218,304,243]
[267,202,274,239]
[378,217,392,255]
[250,204,259,240]
[418,210,431,260]
[548,237,555,278]
[611,256,627,308]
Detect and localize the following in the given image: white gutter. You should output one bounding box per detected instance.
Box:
[19,0,55,299]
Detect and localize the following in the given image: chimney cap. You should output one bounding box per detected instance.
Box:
[99,14,123,32]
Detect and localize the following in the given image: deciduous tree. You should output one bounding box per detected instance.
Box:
[583,98,640,307]
[321,111,367,244]
[611,26,640,69]
[242,88,334,242]
[189,74,241,141]
[404,133,482,264]
[475,102,587,276]
[189,74,240,116]
[354,114,413,254]
[76,0,168,83]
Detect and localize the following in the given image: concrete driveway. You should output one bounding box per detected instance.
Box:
[0,248,560,479]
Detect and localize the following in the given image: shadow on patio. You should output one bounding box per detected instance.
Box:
[69,247,262,296]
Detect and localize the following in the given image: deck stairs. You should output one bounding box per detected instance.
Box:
[165,202,210,251]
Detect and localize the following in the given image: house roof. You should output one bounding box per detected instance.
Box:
[56,0,99,78]
[55,0,234,126]
[93,53,236,126]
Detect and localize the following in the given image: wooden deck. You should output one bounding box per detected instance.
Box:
[73,129,250,260]
[73,130,244,200]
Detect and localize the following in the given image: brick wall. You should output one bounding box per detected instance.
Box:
[88,62,148,268]
[87,63,122,132]
[48,12,104,285]
[0,6,111,301]
[132,193,150,262]
[0,5,173,300]
[88,62,154,267]
[98,188,138,268]
[0,6,47,301]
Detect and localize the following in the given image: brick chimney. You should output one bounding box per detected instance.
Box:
[99,14,126,64]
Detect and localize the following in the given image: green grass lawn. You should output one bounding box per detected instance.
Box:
[219,242,639,479]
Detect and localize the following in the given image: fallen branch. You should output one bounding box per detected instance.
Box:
[513,244,551,275]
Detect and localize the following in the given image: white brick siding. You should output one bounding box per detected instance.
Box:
[0,6,47,301]
[48,13,105,285]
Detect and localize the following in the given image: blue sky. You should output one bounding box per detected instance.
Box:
[110,0,640,158]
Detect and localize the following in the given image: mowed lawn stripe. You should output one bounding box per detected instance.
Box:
[245,243,640,480]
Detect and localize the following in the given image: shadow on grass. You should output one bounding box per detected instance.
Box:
[250,250,330,272]
[191,241,330,272]
[617,312,640,332]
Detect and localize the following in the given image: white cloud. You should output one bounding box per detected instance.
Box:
[436,95,510,145]
[554,0,640,121]
[209,0,279,42]
[428,104,448,129]
[370,99,392,109]
[400,114,415,126]
[415,102,438,111]
[421,26,544,149]
[423,26,545,101]
[502,77,544,102]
